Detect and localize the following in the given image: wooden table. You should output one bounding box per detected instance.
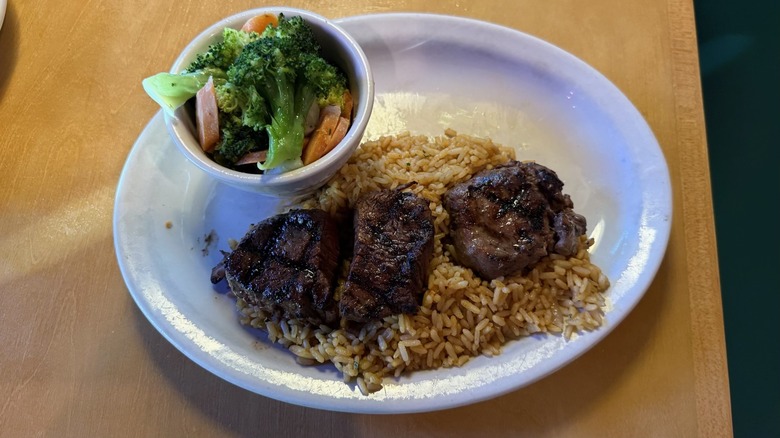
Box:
[0,0,732,436]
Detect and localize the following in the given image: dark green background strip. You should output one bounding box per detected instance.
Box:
[694,0,780,436]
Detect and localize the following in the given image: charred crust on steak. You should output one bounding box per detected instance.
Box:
[218,209,341,325]
[339,187,435,323]
[443,160,587,280]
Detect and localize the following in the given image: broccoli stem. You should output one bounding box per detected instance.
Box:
[142,70,227,116]
[259,83,315,170]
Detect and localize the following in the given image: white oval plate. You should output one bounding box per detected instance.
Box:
[114,13,671,414]
[0,0,6,31]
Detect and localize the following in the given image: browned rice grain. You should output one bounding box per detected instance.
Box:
[236,131,610,395]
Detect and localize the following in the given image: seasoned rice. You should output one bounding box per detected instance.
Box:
[236,130,610,394]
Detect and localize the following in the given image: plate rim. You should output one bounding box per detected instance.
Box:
[0,0,7,31]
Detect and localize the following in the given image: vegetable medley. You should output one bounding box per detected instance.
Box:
[142,13,353,172]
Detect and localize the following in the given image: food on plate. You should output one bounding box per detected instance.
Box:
[340,186,435,323]
[196,76,220,152]
[443,161,587,280]
[212,209,341,325]
[240,12,278,34]
[213,186,435,325]
[232,131,610,395]
[142,13,352,172]
[301,104,351,166]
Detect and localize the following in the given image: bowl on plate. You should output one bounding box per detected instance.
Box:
[163,7,374,197]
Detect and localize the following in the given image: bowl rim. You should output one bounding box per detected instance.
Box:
[163,7,374,189]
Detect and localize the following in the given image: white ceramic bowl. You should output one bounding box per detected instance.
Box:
[164,7,374,197]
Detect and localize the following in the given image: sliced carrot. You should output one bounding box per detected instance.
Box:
[341,90,353,119]
[326,117,350,151]
[235,150,267,166]
[196,76,219,153]
[241,13,278,34]
[302,105,340,165]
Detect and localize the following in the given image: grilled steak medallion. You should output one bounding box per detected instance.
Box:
[339,188,435,323]
[217,209,341,325]
[443,161,586,280]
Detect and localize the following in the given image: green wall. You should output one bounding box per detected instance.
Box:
[695,1,780,436]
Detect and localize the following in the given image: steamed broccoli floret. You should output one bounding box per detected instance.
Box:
[141,68,227,116]
[212,114,267,165]
[215,82,269,131]
[259,15,320,54]
[226,15,348,170]
[186,28,261,72]
[143,28,258,116]
[305,55,348,109]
